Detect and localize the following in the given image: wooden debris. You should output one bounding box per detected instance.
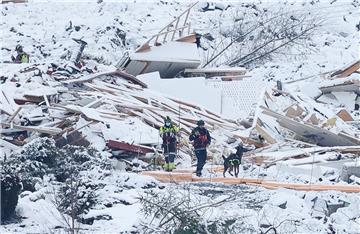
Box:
[255,122,277,144]
[183,67,247,78]
[337,109,354,122]
[8,107,22,123]
[63,69,147,88]
[330,60,360,78]
[1,90,18,115]
[135,2,198,52]
[118,2,200,77]
[1,122,62,135]
[141,171,360,193]
[262,107,360,146]
[55,130,90,148]
[107,139,155,155]
[253,146,360,167]
[285,104,305,118]
[0,138,20,151]
[142,171,193,183]
[306,113,320,125]
[319,79,360,94]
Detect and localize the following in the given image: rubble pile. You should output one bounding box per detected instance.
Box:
[0,62,250,160]
[1,1,360,233]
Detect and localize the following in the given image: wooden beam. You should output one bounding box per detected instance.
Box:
[63,69,147,88]
[330,60,360,78]
[255,122,277,144]
[1,122,62,135]
[0,139,20,151]
[141,171,360,193]
[107,140,155,155]
[8,107,22,123]
[142,171,193,183]
[262,107,360,146]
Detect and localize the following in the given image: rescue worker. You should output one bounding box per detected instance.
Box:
[159,116,179,171]
[189,120,211,177]
[11,45,29,63]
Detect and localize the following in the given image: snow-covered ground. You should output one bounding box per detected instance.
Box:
[1,0,360,233]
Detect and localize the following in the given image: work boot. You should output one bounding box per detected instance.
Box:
[163,163,170,171]
[169,163,176,171]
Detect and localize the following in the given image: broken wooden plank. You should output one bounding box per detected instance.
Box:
[0,138,20,151]
[142,171,193,183]
[63,69,147,88]
[1,122,62,135]
[255,146,360,167]
[68,121,96,135]
[1,90,18,115]
[255,122,277,144]
[141,171,360,193]
[107,139,155,155]
[330,60,360,78]
[262,107,360,146]
[319,79,360,94]
[55,130,90,148]
[62,70,117,84]
[129,110,164,129]
[336,109,354,122]
[8,106,22,123]
[115,70,148,88]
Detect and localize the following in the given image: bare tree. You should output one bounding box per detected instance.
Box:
[138,185,237,233]
[201,5,323,68]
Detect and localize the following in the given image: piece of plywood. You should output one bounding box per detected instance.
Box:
[285,104,305,118]
[305,113,320,125]
[332,92,357,110]
[337,109,354,122]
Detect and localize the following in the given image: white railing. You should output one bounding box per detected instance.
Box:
[136,2,198,52]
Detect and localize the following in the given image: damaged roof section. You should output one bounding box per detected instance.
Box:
[117,2,201,78]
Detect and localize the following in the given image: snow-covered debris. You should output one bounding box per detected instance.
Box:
[1,0,360,233]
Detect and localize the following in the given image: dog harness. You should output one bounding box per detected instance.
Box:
[229,159,240,165]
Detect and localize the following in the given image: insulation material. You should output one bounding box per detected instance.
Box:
[332,91,357,110]
[317,93,340,106]
[209,78,266,119]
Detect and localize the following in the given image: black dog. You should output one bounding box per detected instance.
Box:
[223,144,251,178]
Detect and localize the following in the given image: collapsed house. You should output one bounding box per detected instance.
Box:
[1,0,359,194]
[2,1,360,233]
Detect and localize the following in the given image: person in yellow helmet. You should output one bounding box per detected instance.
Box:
[159,116,179,171]
[11,45,29,63]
